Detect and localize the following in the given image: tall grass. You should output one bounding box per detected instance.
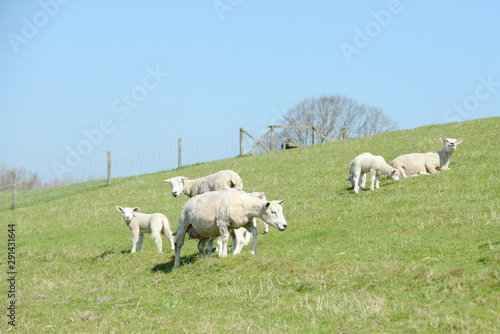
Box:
[3,117,499,333]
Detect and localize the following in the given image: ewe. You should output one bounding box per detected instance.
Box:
[163,170,243,197]
[116,206,174,253]
[164,169,268,252]
[390,137,463,178]
[345,152,400,193]
[173,190,287,268]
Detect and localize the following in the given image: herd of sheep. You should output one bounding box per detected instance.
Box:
[116,137,462,268]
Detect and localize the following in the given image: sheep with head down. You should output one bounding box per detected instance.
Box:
[163,170,243,198]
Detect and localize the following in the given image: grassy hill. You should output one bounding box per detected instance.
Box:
[4,117,500,333]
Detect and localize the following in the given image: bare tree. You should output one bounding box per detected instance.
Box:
[0,163,42,191]
[276,95,396,147]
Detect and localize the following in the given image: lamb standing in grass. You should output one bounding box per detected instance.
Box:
[173,190,287,268]
[345,152,400,193]
[163,170,243,198]
[116,206,175,253]
[390,137,463,178]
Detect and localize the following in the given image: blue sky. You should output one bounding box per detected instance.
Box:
[1,1,499,181]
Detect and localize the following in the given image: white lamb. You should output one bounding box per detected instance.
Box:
[390,137,463,178]
[163,170,243,198]
[345,152,400,193]
[173,190,288,268]
[116,206,175,253]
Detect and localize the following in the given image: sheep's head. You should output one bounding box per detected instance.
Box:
[261,200,287,231]
[440,137,463,153]
[163,176,188,197]
[116,206,140,222]
[390,169,400,182]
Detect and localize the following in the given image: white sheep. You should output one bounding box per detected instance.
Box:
[214,190,268,255]
[345,152,400,193]
[163,170,243,198]
[116,206,175,253]
[173,190,287,268]
[164,170,268,252]
[174,191,268,258]
[390,137,463,178]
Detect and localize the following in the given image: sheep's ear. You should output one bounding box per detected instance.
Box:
[457,139,463,144]
[163,178,171,183]
[180,176,188,181]
[133,207,140,212]
[116,206,124,213]
[258,192,265,199]
[266,202,271,209]
[392,169,397,175]
[277,200,285,205]
[440,137,446,143]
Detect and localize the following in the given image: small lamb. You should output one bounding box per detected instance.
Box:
[345,152,400,193]
[173,190,287,268]
[163,170,243,198]
[116,206,175,253]
[390,137,463,178]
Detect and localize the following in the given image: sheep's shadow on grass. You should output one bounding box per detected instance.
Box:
[151,253,199,274]
[91,250,115,261]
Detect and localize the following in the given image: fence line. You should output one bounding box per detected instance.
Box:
[1,125,333,211]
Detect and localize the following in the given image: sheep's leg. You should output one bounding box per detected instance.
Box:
[206,238,213,257]
[369,170,377,190]
[137,233,144,252]
[375,172,380,189]
[197,239,208,258]
[215,237,222,255]
[230,230,238,254]
[261,220,269,234]
[232,229,246,255]
[360,173,367,189]
[353,171,361,193]
[130,229,140,253]
[426,165,439,174]
[173,223,189,268]
[218,225,230,257]
[244,222,258,255]
[162,226,175,252]
[151,232,162,253]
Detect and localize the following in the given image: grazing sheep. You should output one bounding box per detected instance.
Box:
[163,170,243,198]
[173,190,287,268]
[116,206,174,253]
[345,152,400,193]
[390,137,463,178]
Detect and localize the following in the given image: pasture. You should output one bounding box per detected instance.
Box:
[3,117,500,333]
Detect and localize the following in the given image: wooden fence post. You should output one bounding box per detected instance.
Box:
[240,128,244,156]
[107,151,111,186]
[270,126,274,151]
[12,171,16,209]
[178,138,182,168]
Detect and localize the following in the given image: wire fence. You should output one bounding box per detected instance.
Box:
[1,127,269,211]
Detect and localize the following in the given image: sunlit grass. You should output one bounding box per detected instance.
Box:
[3,117,500,333]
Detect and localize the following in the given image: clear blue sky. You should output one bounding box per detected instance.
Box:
[1,1,499,180]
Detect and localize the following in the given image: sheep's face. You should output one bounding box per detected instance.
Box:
[391,169,400,182]
[116,206,139,222]
[261,200,287,231]
[163,176,187,197]
[441,138,463,153]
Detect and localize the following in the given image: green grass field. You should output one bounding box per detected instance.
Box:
[3,117,500,333]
